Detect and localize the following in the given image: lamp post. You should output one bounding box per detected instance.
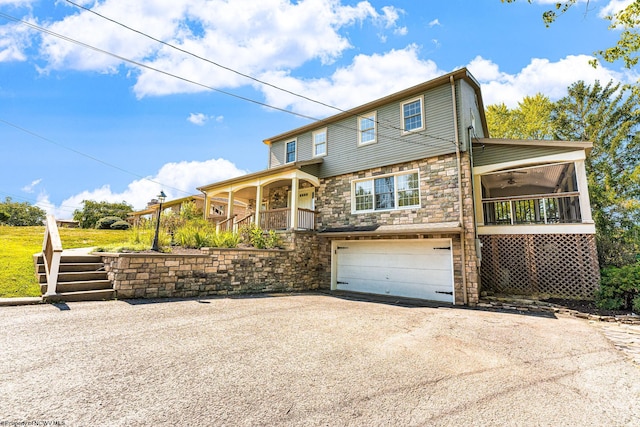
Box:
[151,190,166,252]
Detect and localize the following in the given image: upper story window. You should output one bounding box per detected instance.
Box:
[313,128,327,157]
[285,140,296,163]
[358,112,377,146]
[352,171,420,213]
[401,96,424,134]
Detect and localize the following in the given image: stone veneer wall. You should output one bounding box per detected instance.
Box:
[316,153,480,305]
[101,231,330,299]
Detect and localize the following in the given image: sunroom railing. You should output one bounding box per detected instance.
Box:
[482,192,582,225]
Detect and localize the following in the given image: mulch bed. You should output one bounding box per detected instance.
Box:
[542,298,633,317]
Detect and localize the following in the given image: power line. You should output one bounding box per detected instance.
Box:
[59,3,460,148]
[0,12,323,123]
[0,118,193,196]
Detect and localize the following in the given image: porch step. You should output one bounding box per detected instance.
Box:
[43,289,115,303]
[34,251,115,303]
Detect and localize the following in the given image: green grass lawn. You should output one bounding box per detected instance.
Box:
[0,226,129,298]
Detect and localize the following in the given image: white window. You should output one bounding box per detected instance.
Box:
[285,140,296,163]
[401,96,424,134]
[352,171,420,213]
[358,112,377,146]
[313,128,327,157]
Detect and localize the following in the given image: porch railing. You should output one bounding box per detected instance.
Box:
[235,213,254,230]
[216,208,317,232]
[482,192,582,225]
[260,208,290,230]
[297,208,316,230]
[42,214,63,297]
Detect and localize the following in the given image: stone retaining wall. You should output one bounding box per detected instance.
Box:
[101,231,329,299]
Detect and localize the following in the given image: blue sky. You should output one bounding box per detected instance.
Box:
[0,0,636,218]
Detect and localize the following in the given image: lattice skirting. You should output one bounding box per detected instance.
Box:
[479,234,600,299]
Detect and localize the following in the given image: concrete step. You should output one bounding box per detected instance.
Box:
[34,254,103,265]
[43,289,115,303]
[36,262,105,274]
[41,279,113,294]
[38,270,108,284]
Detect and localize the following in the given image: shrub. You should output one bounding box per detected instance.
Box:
[96,216,123,229]
[240,224,281,249]
[596,263,640,311]
[110,220,131,230]
[211,231,240,248]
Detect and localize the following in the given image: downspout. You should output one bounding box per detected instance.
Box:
[450,76,468,305]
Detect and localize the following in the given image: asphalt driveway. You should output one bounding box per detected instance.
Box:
[1,294,639,426]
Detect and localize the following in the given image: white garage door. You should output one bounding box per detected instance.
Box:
[333,239,454,303]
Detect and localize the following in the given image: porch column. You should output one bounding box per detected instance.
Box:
[227,191,235,219]
[254,185,262,228]
[203,194,210,221]
[575,159,593,223]
[290,177,299,230]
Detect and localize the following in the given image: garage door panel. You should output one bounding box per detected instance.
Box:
[337,265,453,287]
[333,239,454,303]
[338,252,452,271]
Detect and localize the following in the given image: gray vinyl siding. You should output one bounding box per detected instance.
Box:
[269,83,458,179]
[270,140,285,167]
[473,144,581,167]
[457,80,485,150]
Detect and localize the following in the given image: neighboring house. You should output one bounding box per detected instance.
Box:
[197,68,599,305]
[128,194,248,226]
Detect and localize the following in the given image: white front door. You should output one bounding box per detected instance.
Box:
[296,189,315,210]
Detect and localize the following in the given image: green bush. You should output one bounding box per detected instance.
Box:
[240,224,281,249]
[96,216,123,229]
[596,263,640,311]
[110,220,131,230]
[211,231,240,248]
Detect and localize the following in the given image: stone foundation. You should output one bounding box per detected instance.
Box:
[101,231,329,299]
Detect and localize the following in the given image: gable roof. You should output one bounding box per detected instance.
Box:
[263,67,488,145]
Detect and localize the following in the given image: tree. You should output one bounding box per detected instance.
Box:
[502,0,640,69]
[72,200,133,229]
[485,93,555,139]
[552,80,640,266]
[0,197,46,226]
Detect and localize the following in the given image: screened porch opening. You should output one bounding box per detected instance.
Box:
[481,162,582,225]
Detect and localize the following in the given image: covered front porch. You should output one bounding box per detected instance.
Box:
[197,161,321,232]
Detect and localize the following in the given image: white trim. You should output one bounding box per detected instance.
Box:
[400,95,425,134]
[473,150,586,175]
[351,169,421,214]
[478,223,596,235]
[312,128,327,158]
[284,139,297,164]
[357,111,377,146]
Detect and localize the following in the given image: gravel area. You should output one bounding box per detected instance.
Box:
[1,294,639,426]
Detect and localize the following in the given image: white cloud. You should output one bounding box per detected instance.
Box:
[467,54,633,107]
[26,0,402,98]
[21,178,42,193]
[187,112,224,125]
[428,19,441,27]
[258,44,444,117]
[43,158,246,218]
[599,0,635,24]
[187,113,207,126]
[394,26,408,36]
[0,20,33,62]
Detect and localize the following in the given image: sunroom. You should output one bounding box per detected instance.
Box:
[196,160,321,232]
[471,139,600,299]
[473,139,595,235]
